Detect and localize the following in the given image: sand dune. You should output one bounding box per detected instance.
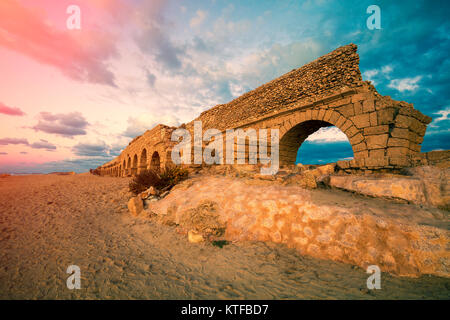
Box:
[0,173,448,299]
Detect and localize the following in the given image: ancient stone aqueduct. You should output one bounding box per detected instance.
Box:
[97,44,443,177]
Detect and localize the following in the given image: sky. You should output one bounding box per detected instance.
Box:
[0,0,449,172]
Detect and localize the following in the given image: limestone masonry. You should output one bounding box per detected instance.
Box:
[97,44,449,176]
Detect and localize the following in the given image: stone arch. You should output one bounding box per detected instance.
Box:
[278,109,363,165]
[139,148,148,173]
[132,154,138,175]
[122,160,126,176]
[127,156,131,176]
[150,151,161,171]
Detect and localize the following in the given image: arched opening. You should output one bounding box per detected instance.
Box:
[139,149,148,173]
[122,160,126,176]
[150,151,160,171]
[280,120,354,165]
[127,157,131,176]
[132,154,138,175]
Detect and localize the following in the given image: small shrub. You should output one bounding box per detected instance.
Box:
[159,166,189,189]
[129,169,162,195]
[90,168,100,175]
[128,166,189,195]
[211,240,229,248]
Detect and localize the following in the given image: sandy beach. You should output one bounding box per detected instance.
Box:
[0,173,448,299]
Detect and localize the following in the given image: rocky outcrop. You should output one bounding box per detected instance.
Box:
[144,175,449,278]
[127,196,144,217]
[325,166,450,209]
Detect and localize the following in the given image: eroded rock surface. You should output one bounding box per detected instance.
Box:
[325,166,450,209]
[147,176,449,278]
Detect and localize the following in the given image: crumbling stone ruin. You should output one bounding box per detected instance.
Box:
[97,44,448,176]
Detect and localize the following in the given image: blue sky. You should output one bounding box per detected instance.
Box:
[0,0,449,172]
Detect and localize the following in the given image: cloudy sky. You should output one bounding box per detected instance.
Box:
[0,0,449,172]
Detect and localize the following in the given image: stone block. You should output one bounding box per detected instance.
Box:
[353,142,367,152]
[353,101,363,114]
[325,175,427,205]
[369,149,385,158]
[366,134,389,149]
[426,150,450,161]
[364,125,389,135]
[299,111,306,123]
[128,197,144,217]
[337,104,355,117]
[386,147,409,157]
[335,115,347,128]
[394,114,410,128]
[318,109,326,120]
[337,160,350,169]
[312,109,319,119]
[341,119,353,132]
[378,108,397,125]
[365,157,389,167]
[354,150,368,160]
[329,111,340,124]
[409,118,427,135]
[351,113,371,128]
[410,131,424,144]
[351,92,372,103]
[389,157,410,167]
[305,109,312,120]
[387,138,410,148]
[345,125,359,138]
[349,133,364,145]
[328,97,352,108]
[362,99,375,113]
[390,128,409,139]
[369,112,378,126]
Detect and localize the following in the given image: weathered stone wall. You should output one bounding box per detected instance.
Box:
[98,124,177,177]
[410,150,450,168]
[97,44,438,176]
[186,43,362,132]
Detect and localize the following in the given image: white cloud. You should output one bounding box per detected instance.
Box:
[190,10,208,27]
[228,40,323,90]
[381,65,393,74]
[362,69,379,85]
[305,126,348,142]
[434,107,450,122]
[429,106,450,128]
[123,113,180,138]
[388,76,422,92]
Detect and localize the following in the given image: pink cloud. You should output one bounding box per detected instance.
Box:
[32,111,89,137]
[0,101,25,116]
[0,0,120,86]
